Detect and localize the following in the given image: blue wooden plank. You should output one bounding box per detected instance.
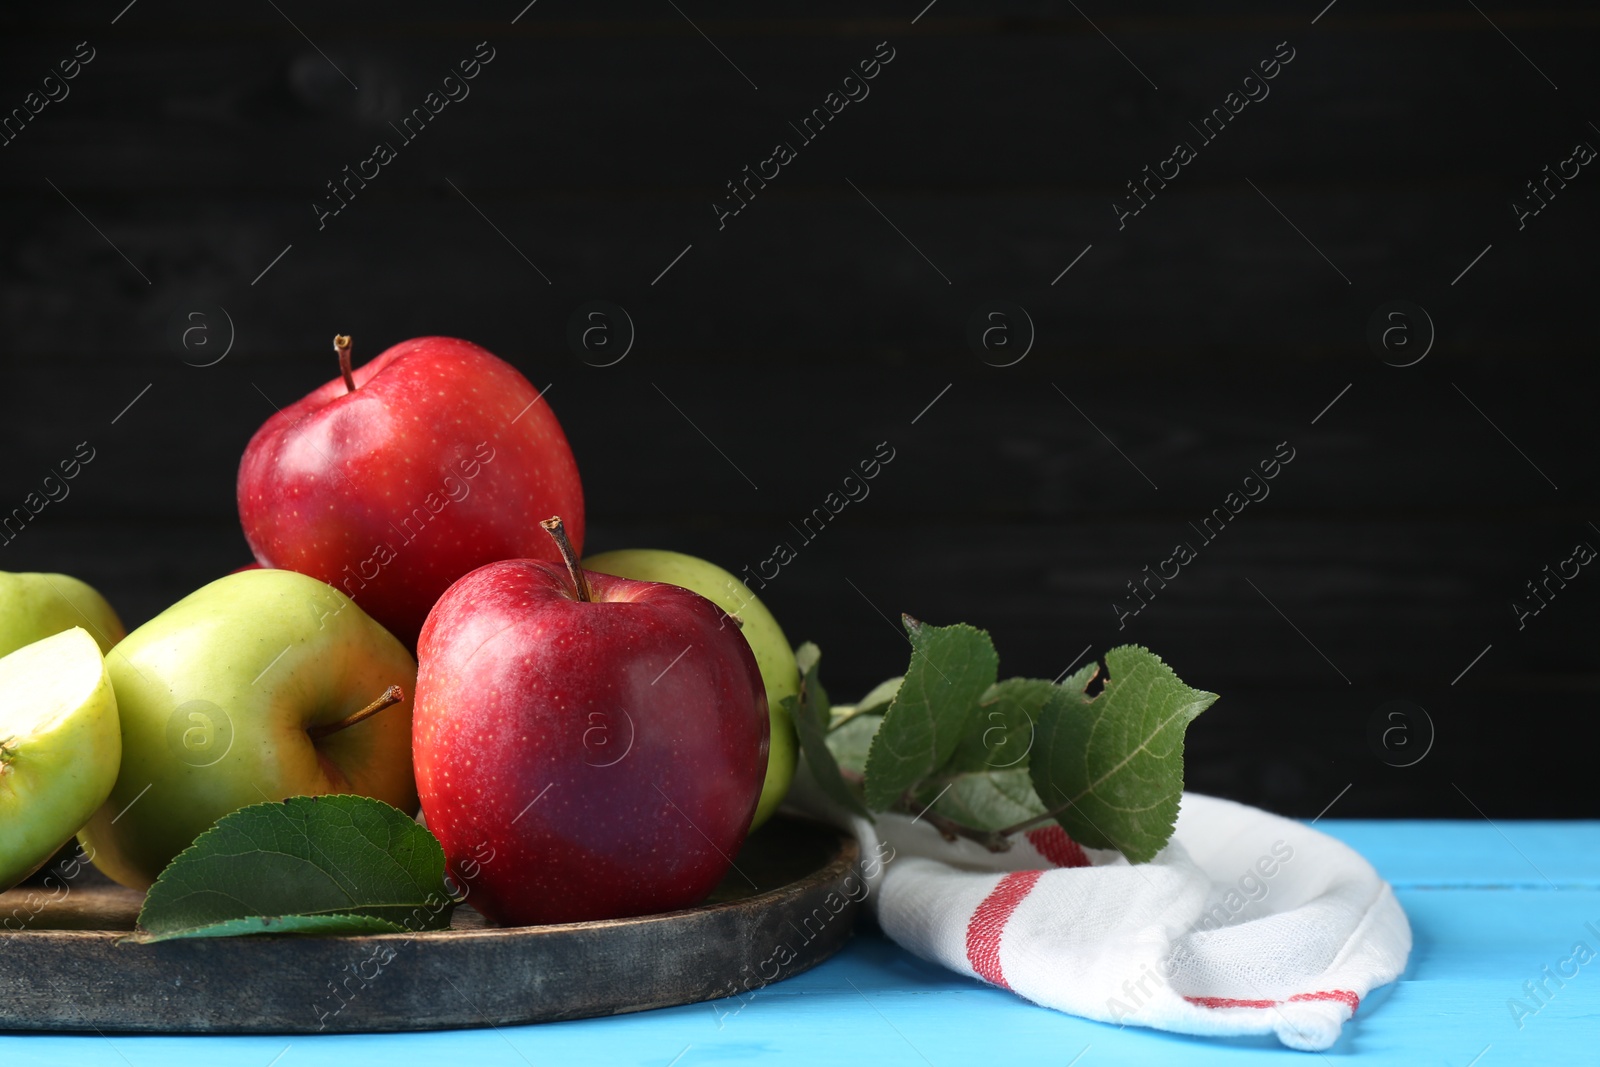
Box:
[3,824,1596,1066]
[1382,887,1600,1064]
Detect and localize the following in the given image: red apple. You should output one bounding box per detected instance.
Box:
[413,518,769,926]
[237,335,584,647]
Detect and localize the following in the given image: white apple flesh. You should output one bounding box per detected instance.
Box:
[0,628,120,892]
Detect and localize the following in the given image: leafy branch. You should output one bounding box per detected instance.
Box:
[782,618,1217,864]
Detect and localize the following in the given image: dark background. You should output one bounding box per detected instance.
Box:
[2,2,1595,820]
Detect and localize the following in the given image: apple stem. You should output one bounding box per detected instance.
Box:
[309,685,405,741]
[334,334,356,393]
[540,516,591,602]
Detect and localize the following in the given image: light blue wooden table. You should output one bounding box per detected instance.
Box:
[3,820,1593,1066]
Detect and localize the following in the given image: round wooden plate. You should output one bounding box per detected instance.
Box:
[0,816,861,1033]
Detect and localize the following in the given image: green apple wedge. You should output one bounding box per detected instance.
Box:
[78,568,419,890]
[0,627,121,892]
[0,571,124,658]
[583,549,799,831]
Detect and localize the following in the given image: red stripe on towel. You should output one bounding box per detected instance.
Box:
[1289,990,1361,1013]
[1025,826,1090,868]
[1184,996,1277,1009]
[964,870,1043,990]
[1185,990,1360,1014]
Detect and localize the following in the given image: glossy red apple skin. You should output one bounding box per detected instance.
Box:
[237,337,583,648]
[413,560,769,926]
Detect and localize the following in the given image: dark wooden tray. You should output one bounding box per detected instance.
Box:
[0,816,860,1033]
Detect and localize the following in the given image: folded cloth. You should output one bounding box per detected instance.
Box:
[788,775,1411,1052]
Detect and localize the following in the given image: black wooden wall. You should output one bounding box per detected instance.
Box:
[2,2,1596,819]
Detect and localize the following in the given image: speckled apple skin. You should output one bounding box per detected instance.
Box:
[413,561,770,926]
[237,337,583,649]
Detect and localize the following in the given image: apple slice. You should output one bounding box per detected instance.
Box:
[0,627,120,891]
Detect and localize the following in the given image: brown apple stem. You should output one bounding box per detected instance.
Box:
[309,685,404,740]
[540,515,591,602]
[334,334,356,393]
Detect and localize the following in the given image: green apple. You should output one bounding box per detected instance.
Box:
[0,571,125,658]
[584,549,799,831]
[78,568,419,890]
[0,627,121,891]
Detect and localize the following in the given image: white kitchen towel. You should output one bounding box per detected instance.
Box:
[788,779,1411,1051]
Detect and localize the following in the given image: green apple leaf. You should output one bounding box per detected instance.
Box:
[912,768,1044,832]
[862,618,999,810]
[853,676,904,718]
[829,676,903,732]
[889,677,1059,835]
[826,712,882,776]
[936,677,1058,776]
[788,643,870,818]
[906,670,1096,832]
[1028,646,1218,864]
[131,795,457,943]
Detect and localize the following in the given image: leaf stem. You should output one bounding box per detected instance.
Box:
[992,807,1071,838]
[894,794,1013,852]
